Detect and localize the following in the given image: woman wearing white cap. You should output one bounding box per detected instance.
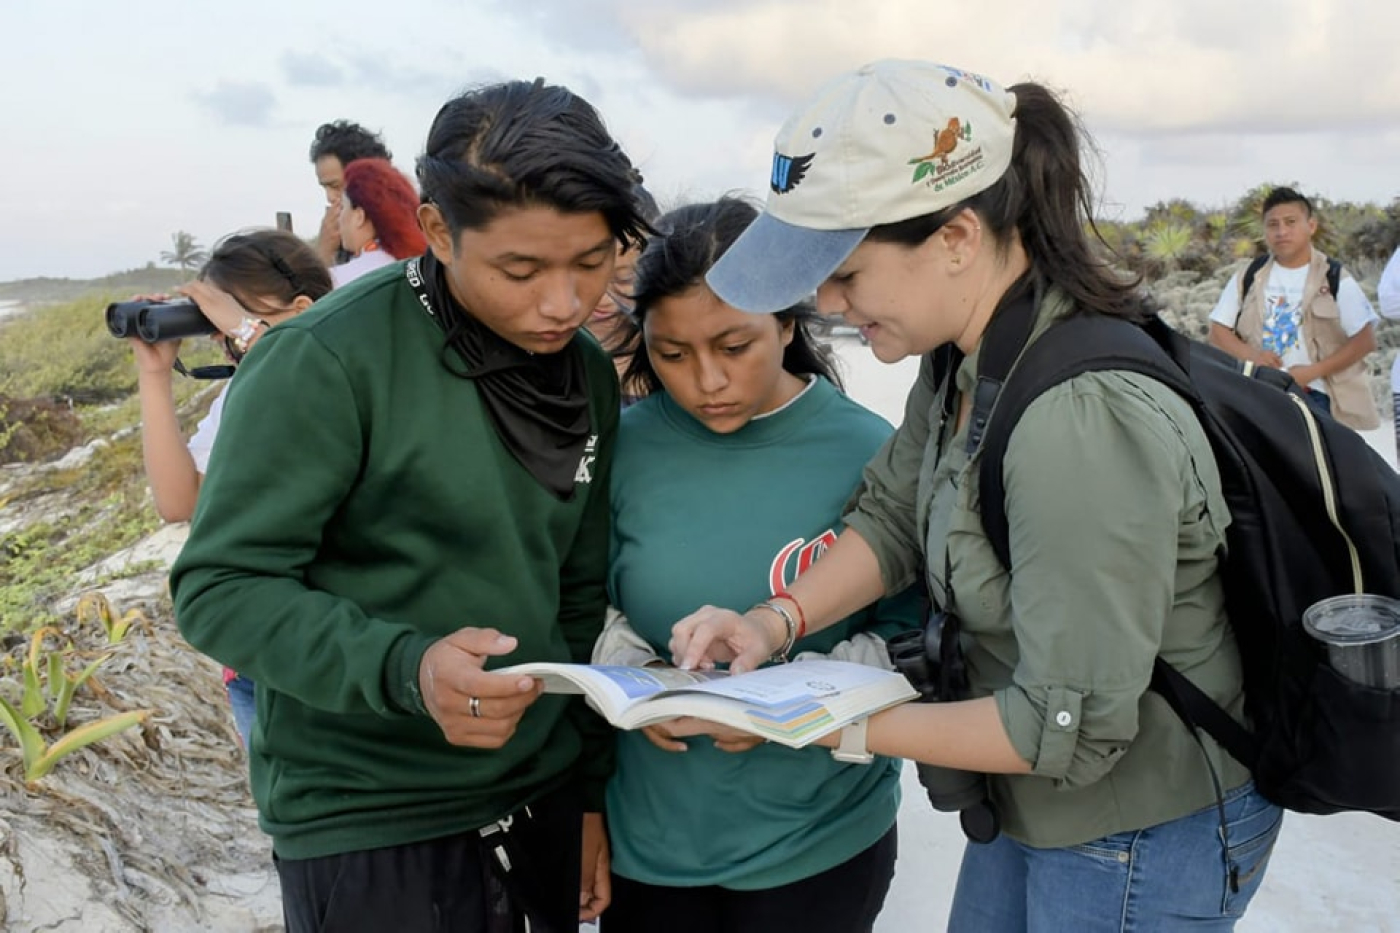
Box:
[669,60,1282,931]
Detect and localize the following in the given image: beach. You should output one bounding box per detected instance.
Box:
[3,331,1396,931]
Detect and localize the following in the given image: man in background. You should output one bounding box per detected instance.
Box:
[308,120,392,266]
[1208,186,1380,430]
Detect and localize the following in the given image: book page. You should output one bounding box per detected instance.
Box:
[618,661,916,747]
[666,659,895,706]
[498,662,727,721]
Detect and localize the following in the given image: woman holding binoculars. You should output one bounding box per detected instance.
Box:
[126,228,331,745]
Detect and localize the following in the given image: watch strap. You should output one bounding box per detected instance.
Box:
[831,717,874,764]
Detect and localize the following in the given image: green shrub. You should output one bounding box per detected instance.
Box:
[0,266,186,305]
[0,295,228,412]
[0,430,160,633]
[0,295,137,403]
[0,395,86,463]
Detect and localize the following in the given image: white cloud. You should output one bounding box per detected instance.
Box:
[506,0,1400,134]
[280,52,345,88]
[1,0,1397,281]
[192,81,278,127]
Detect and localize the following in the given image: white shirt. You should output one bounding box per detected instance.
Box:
[1209,260,1378,391]
[331,249,396,288]
[1376,248,1400,391]
[187,384,227,473]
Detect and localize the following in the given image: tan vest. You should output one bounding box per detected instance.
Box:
[1236,249,1379,430]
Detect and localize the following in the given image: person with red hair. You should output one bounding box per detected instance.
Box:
[334,158,427,286]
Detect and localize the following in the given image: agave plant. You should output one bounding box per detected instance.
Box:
[0,626,147,782]
[76,592,144,645]
[1144,221,1195,273]
[0,695,147,783]
[47,648,114,730]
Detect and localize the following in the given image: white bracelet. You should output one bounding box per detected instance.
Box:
[230,317,260,343]
[229,317,267,354]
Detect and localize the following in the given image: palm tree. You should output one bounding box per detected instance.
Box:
[159,231,207,273]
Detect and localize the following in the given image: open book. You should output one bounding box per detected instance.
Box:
[495,659,918,748]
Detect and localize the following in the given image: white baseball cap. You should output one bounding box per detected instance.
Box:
[707,60,1019,314]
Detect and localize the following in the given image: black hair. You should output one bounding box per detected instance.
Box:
[308,120,392,165]
[867,82,1145,321]
[621,195,842,395]
[1262,186,1313,217]
[631,177,662,225]
[416,79,651,249]
[199,229,333,315]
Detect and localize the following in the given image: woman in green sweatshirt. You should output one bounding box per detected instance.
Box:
[170,79,651,933]
[670,61,1283,931]
[598,197,919,933]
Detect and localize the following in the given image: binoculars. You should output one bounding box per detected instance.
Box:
[887,624,1001,844]
[106,298,219,343]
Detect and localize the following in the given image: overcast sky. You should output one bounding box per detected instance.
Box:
[1,0,1396,281]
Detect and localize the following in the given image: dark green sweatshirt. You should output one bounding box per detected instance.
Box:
[170,261,619,859]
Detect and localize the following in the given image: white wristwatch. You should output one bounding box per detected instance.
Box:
[831,718,874,764]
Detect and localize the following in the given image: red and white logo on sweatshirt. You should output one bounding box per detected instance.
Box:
[768,530,838,594]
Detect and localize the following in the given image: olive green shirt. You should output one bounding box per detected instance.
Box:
[845,289,1251,848]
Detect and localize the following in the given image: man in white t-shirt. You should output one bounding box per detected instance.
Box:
[1208,186,1380,430]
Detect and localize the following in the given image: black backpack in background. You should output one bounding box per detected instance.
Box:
[965,292,1400,820]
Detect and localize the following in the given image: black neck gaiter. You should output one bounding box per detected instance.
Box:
[415,252,592,499]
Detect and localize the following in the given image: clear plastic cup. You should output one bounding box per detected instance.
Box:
[1301,594,1400,689]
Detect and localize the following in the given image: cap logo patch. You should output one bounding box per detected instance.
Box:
[771,151,815,194]
[938,65,995,92]
[907,117,982,188]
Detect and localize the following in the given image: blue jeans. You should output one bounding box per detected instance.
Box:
[947,782,1283,932]
[226,673,256,747]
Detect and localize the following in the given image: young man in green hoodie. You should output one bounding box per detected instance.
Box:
[171,79,651,932]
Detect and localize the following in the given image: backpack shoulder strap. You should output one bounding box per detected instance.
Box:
[977,314,1197,571]
[1326,258,1343,298]
[965,279,1040,457]
[1239,254,1269,302]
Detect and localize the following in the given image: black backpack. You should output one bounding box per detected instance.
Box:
[1238,254,1343,305]
[961,287,1400,820]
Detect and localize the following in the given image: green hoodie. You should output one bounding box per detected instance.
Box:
[171,261,618,859]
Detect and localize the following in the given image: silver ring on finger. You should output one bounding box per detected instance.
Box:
[469,696,482,718]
